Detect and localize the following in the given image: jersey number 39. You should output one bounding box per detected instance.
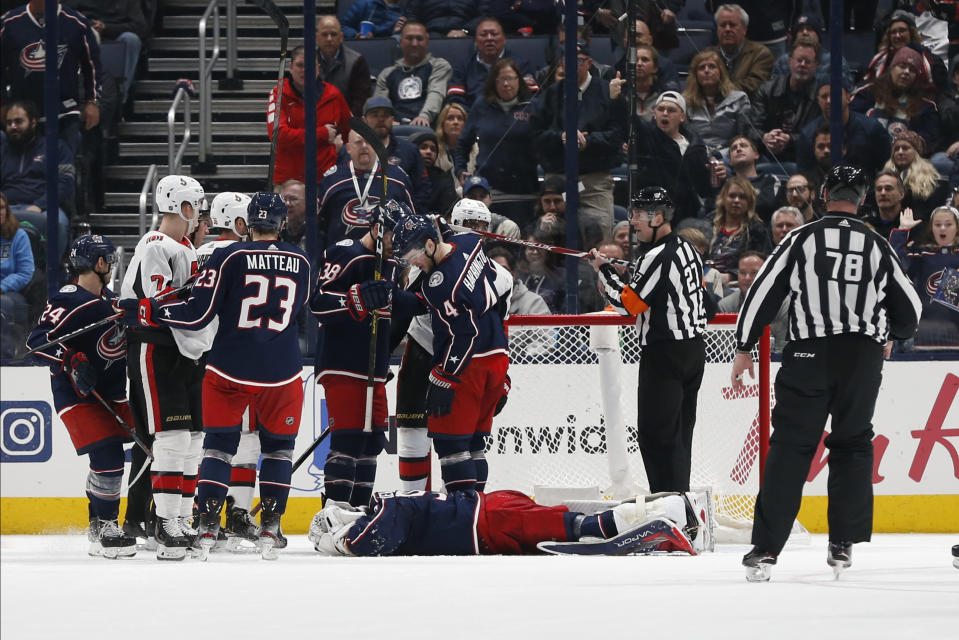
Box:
[239,275,297,332]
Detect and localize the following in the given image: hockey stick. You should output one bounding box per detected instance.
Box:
[348,116,390,433]
[248,0,290,188]
[250,427,331,517]
[22,278,199,359]
[447,222,632,267]
[89,389,154,487]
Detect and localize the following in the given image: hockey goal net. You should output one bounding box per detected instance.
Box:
[486,313,771,538]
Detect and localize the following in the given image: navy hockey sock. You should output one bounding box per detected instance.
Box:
[434,437,476,493]
[87,445,126,520]
[470,434,489,492]
[576,510,618,539]
[196,431,240,512]
[352,432,387,508]
[324,431,364,503]
[259,434,293,513]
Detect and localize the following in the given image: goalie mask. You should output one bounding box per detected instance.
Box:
[209,191,251,237]
[155,175,206,232]
[450,198,492,230]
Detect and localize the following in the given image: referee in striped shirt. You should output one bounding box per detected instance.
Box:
[590,187,711,494]
[731,166,922,581]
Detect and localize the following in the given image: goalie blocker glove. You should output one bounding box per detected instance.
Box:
[346,280,393,322]
[61,348,97,397]
[427,367,459,418]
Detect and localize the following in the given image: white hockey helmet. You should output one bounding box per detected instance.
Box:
[450,198,492,228]
[155,175,206,231]
[209,191,251,237]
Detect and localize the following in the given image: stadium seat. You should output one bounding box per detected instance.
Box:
[347,38,399,77]
[428,38,475,69]
[392,124,433,140]
[504,36,551,72]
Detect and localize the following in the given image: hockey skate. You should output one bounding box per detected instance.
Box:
[88,519,137,559]
[193,498,224,561]
[827,541,853,579]
[742,547,776,582]
[223,497,259,551]
[123,502,157,551]
[256,498,284,561]
[154,516,191,561]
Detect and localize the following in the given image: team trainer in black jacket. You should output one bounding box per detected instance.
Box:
[732,165,922,583]
[591,187,710,495]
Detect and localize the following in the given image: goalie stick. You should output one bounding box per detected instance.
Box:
[348,116,390,433]
[250,427,330,517]
[447,222,631,267]
[537,517,694,556]
[247,0,290,188]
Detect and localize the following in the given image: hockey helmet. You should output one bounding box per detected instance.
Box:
[630,186,675,221]
[369,199,412,233]
[821,165,869,206]
[155,175,206,230]
[246,192,288,232]
[209,191,251,236]
[70,234,117,272]
[391,213,438,258]
[450,198,492,229]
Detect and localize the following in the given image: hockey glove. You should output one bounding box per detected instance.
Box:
[116,297,160,328]
[346,280,393,321]
[427,367,460,418]
[61,348,97,397]
[493,374,511,417]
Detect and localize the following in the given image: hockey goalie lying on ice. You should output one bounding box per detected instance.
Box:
[308,490,711,556]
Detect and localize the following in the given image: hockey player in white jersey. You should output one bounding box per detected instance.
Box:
[119,174,207,560]
[394,200,512,490]
[195,191,261,548]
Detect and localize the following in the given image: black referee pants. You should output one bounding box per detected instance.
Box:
[752,334,884,555]
[636,337,705,493]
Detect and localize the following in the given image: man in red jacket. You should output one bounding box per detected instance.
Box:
[267,45,352,186]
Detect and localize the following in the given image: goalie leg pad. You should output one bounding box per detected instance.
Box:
[151,430,193,519]
[86,444,126,521]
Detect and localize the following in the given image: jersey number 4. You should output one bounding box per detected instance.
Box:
[239,275,297,332]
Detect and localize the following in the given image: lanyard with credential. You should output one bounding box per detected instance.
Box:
[349,159,379,209]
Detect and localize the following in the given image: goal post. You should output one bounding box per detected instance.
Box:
[487,312,771,539]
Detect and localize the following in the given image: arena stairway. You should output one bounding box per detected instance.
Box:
[91,0,332,253]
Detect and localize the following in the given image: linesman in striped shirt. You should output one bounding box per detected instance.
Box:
[731,165,922,582]
[590,187,711,494]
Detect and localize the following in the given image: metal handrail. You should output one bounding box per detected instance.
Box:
[225,0,237,84]
[168,86,192,173]
[198,0,221,164]
[138,163,158,236]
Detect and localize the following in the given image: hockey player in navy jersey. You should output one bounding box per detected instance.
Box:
[196,191,261,548]
[119,174,206,560]
[309,490,705,557]
[318,128,415,250]
[27,235,137,558]
[120,192,311,560]
[390,213,509,493]
[310,200,420,508]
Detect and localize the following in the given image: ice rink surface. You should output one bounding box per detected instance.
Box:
[2,533,956,640]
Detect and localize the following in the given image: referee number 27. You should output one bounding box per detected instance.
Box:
[824,251,863,281]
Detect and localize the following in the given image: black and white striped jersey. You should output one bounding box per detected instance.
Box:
[598,233,707,345]
[736,213,922,351]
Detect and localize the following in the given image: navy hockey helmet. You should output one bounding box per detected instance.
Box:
[69,234,117,272]
[391,213,438,257]
[821,165,869,206]
[630,186,675,221]
[247,192,287,232]
[370,199,412,233]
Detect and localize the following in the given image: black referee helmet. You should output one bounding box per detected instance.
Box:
[821,165,869,207]
[631,187,675,221]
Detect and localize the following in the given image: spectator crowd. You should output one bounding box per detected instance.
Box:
[2,1,958,359]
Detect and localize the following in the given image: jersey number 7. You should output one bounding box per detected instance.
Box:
[239,275,297,332]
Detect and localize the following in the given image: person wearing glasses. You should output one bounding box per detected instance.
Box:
[783,173,819,222]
